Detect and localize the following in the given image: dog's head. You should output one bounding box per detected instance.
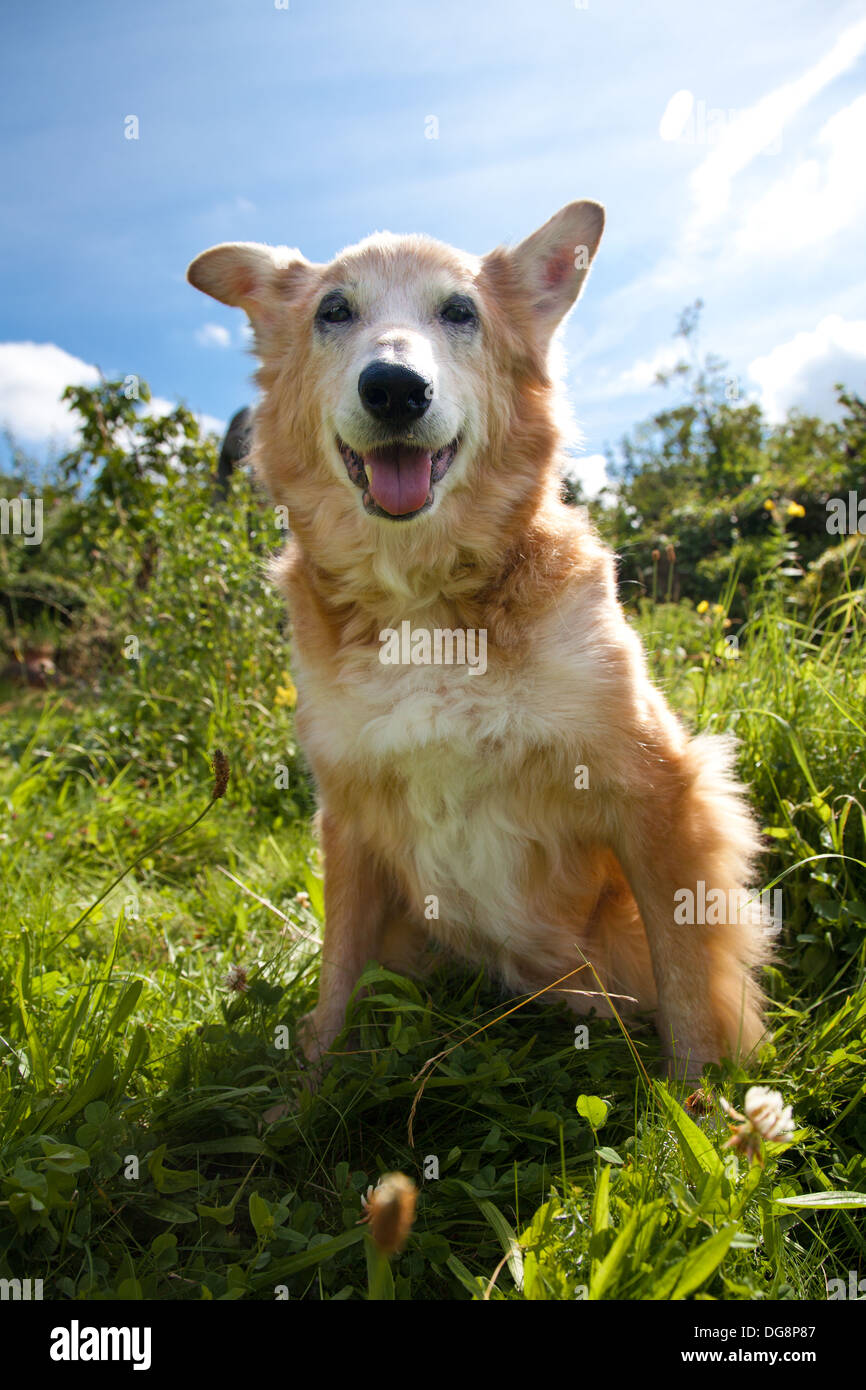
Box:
[188,202,603,567]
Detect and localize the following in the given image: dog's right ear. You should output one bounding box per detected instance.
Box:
[186,242,313,320]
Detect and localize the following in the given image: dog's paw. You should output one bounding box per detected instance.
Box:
[296,1009,335,1064]
[295,1008,346,1093]
[262,1099,295,1124]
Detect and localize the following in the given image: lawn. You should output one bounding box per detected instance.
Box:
[1,387,865,1301]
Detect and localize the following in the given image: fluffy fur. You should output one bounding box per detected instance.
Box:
[188,201,770,1079]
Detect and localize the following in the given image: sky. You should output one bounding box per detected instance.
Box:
[1,0,865,495]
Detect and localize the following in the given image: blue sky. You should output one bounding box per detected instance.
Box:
[2,0,865,493]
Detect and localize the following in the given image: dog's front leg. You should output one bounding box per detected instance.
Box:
[609,737,768,1080]
[297,809,387,1066]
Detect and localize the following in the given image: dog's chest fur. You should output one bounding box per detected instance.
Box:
[297,607,624,946]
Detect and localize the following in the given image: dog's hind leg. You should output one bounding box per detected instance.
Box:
[609,733,770,1080]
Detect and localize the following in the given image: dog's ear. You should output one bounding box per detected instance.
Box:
[186,242,313,321]
[505,200,605,339]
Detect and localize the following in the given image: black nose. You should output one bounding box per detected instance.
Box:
[358,362,432,425]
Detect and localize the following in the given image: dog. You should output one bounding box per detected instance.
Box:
[188,201,769,1079]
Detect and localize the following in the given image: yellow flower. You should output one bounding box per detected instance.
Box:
[697,600,709,614]
[712,603,725,615]
[274,673,297,709]
[763,498,775,511]
[787,501,805,518]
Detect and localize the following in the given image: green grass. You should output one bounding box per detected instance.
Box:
[1,564,865,1301]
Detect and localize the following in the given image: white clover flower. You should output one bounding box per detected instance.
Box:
[719,1086,795,1163]
[224,963,249,993]
[743,1086,795,1142]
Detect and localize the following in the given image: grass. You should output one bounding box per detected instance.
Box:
[1,552,865,1301]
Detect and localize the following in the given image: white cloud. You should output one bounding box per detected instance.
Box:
[196,412,226,438]
[659,89,696,143]
[748,315,866,422]
[195,323,232,349]
[613,344,682,395]
[0,341,101,447]
[563,452,610,498]
[735,93,866,257]
[150,396,225,438]
[0,341,224,451]
[683,16,866,243]
[589,343,683,400]
[581,21,866,383]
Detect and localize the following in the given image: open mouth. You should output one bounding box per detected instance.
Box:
[336,436,459,519]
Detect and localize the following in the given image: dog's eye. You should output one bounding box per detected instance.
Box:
[317,294,353,325]
[440,296,478,327]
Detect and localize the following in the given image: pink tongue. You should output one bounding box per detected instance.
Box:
[365,444,433,515]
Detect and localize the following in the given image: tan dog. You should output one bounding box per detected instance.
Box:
[188,202,769,1079]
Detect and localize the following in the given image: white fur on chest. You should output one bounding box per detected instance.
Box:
[301,606,613,766]
[309,657,538,928]
[297,611,619,946]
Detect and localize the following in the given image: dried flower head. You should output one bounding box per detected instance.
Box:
[665,544,676,564]
[651,548,661,562]
[224,964,249,993]
[359,1172,417,1254]
[211,748,230,799]
[684,1086,711,1117]
[720,1086,795,1164]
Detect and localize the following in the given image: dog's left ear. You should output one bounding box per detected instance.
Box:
[505,200,605,339]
